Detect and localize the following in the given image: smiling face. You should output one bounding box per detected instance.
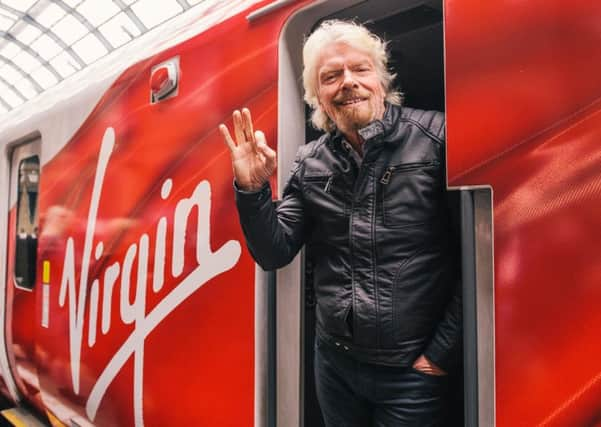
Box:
[316,42,386,136]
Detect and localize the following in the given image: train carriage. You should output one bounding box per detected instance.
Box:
[0,0,600,426]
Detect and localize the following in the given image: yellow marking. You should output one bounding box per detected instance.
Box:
[1,409,28,427]
[46,410,67,427]
[43,260,50,283]
[1,408,48,427]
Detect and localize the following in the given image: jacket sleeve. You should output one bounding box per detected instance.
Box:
[423,277,462,372]
[234,150,308,271]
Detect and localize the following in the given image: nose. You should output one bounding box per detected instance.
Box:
[342,68,358,88]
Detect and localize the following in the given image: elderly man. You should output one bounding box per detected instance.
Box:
[220,20,460,427]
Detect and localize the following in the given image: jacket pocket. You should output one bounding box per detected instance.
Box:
[391,246,441,344]
[304,174,347,216]
[317,297,354,340]
[380,161,441,228]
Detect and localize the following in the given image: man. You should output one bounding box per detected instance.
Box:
[220,20,460,427]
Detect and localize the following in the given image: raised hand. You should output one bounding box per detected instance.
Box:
[219,108,276,191]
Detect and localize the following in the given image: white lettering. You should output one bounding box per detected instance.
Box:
[58,127,242,426]
[152,218,166,293]
[172,182,214,277]
[88,279,99,347]
[95,242,103,260]
[59,128,114,394]
[120,243,138,325]
[101,262,119,334]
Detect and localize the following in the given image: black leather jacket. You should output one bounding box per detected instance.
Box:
[235,104,461,370]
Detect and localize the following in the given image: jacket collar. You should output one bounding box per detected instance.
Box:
[329,102,401,146]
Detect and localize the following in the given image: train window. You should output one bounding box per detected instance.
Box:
[13,156,40,289]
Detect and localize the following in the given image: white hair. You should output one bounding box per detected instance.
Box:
[302,20,402,132]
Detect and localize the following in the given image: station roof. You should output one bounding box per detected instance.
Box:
[0,0,203,116]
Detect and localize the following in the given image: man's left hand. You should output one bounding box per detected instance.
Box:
[412,354,447,376]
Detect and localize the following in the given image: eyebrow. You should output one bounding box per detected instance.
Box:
[320,59,373,73]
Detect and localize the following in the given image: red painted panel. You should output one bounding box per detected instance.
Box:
[446,0,601,182]
[29,1,313,425]
[446,0,601,425]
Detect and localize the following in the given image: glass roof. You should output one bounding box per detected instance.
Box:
[0,0,204,115]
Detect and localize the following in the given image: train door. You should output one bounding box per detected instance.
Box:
[3,136,43,411]
[444,0,601,425]
[274,1,495,426]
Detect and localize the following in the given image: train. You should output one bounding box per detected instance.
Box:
[1,0,600,425]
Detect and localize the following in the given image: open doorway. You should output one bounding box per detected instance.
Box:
[297,3,463,426]
[275,1,493,426]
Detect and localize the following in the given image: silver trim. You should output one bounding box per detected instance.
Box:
[459,186,496,427]
[247,0,297,22]
[0,140,15,400]
[474,188,496,427]
[254,267,269,427]
[275,259,304,427]
[0,136,42,402]
[275,2,365,426]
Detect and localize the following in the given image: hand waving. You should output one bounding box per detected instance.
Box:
[219,108,276,191]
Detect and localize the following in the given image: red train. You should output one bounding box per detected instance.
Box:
[1,0,600,426]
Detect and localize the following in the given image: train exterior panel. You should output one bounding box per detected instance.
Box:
[0,0,600,426]
[1,1,309,425]
[446,0,601,425]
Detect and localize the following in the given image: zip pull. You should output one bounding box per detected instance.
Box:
[380,167,394,185]
[324,176,333,193]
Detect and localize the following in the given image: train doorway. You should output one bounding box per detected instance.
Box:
[3,136,42,405]
[274,1,495,426]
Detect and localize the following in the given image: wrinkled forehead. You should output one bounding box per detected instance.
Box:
[316,41,376,71]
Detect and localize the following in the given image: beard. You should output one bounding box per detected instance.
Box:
[330,90,384,132]
[337,104,374,130]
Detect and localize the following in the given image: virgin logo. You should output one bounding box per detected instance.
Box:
[58,128,242,426]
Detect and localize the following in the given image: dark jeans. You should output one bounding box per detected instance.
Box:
[314,337,449,427]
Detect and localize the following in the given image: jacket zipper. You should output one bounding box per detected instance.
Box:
[380,168,394,184]
[380,161,439,185]
[304,175,334,193]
